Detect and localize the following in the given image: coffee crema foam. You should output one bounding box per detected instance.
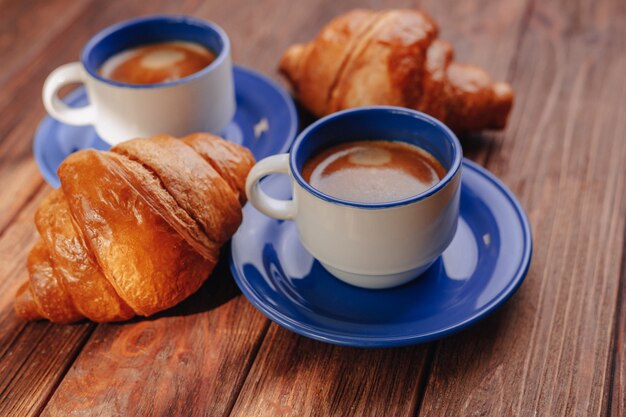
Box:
[99,41,215,85]
[302,140,446,204]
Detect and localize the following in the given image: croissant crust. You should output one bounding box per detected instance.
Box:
[15,133,254,323]
[279,9,514,132]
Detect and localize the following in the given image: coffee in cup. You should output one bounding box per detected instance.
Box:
[301,140,445,204]
[99,41,216,85]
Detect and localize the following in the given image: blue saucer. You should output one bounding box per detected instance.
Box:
[33,65,298,188]
[230,159,532,347]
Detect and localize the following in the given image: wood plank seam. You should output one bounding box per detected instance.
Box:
[606,230,626,417]
[504,0,536,94]
[411,343,438,417]
[0,320,27,361]
[572,49,626,416]
[605,135,626,415]
[512,107,562,414]
[535,55,590,412]
[225,320,271,417]
[499,22,568,415]
[30,324,97,417]
[0,324,51,399]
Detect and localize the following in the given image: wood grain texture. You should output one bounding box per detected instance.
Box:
[418,0,626,415]
[0,185,96,417]
[0,187,47,351]
[0,0,624,416]
[231,325,431,417]
[0,322,93,417]
[0,0,93,86]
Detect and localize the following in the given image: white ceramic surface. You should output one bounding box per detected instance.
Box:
[41,16,235,145]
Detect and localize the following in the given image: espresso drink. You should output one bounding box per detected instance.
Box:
[302,140,446,203]
[99,41,215,85]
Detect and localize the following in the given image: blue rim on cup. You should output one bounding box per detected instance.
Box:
[82,15,231,89]
[289,106,463,208]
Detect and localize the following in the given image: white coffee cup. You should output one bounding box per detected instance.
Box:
[246,107,463,289]
[42,15,235,146]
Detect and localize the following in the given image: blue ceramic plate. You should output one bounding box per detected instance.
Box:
[231,159,532,347]
[33,65,298,188]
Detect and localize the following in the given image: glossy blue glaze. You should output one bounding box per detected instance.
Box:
[291,106,463,209]
[230,159,532,347]
[33,65,298,188]
[82,15,230,89]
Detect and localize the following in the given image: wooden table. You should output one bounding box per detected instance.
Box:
[1,0,624,415]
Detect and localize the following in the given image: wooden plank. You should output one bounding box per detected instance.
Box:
[220,0,532,415]
[0,322,94,417]
[418,0,626,415]
[7,1,624,417]
[231,326,431,417]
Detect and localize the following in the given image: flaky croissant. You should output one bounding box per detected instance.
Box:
[15,133,254,323]
[279,9,514,132]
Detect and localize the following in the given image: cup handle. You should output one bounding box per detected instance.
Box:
[245,154,297,220]
[42,62,96,126]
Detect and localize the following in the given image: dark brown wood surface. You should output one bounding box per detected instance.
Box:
[0,0,624,416]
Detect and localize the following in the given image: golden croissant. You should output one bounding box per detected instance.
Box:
[15,133,255,323]
[279,9,514,132]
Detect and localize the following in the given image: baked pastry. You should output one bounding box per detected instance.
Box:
[279,9,514,132]
[15,133,254,323]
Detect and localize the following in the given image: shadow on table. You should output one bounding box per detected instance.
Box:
[131,245,242,322]
[295,102,316,134]
[457,131,497,161]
